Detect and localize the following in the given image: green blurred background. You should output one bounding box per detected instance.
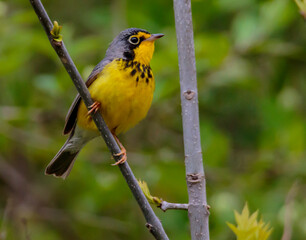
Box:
[0,0,305,239]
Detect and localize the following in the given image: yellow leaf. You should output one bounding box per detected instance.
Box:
[226,222,239,236]
[227,202,273,240]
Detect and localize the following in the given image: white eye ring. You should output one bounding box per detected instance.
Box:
[128,36,140,45]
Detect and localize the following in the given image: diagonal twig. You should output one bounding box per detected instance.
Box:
[29,1,169,239]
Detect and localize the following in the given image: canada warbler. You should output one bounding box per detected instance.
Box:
[45,28,164,179]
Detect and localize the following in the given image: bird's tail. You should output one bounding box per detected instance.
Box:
[45,127,96,179]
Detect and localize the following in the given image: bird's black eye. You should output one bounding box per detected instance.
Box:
[128,36,140,45]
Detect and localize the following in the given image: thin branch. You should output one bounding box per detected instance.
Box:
[159,202,188,212]
[173,0,210,240]
[29,1,169,239]
[281,181,298,240]
[0,199,12,240]
[21,219,31,240]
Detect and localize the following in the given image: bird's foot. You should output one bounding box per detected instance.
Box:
[112,147,127,166]
[87,101,101,116]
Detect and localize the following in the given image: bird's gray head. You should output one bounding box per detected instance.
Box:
[105,28,164,65]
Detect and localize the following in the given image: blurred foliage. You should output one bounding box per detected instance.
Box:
[227,203,273,240]
[0,0,305,239]
[294,0,306,19]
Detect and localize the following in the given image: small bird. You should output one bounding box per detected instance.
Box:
[45,28,164,179]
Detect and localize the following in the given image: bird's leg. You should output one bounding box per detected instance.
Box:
[111,134,127,166]
[87,101,101,116]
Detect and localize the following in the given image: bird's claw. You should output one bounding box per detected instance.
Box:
[87,101,101,116]
[112,148,127,166]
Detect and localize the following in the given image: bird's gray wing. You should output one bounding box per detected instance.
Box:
[63,58,112,135]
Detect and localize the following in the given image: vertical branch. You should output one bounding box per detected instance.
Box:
[173,0,210,240]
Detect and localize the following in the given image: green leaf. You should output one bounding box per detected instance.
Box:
[50,20,63,42]
[138,180,162,206]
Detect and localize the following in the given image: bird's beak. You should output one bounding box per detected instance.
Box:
[144,33,164,42]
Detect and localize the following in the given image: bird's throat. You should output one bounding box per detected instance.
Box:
[133,41,155,66]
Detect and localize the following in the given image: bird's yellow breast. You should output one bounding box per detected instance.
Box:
[77,59,155,135]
